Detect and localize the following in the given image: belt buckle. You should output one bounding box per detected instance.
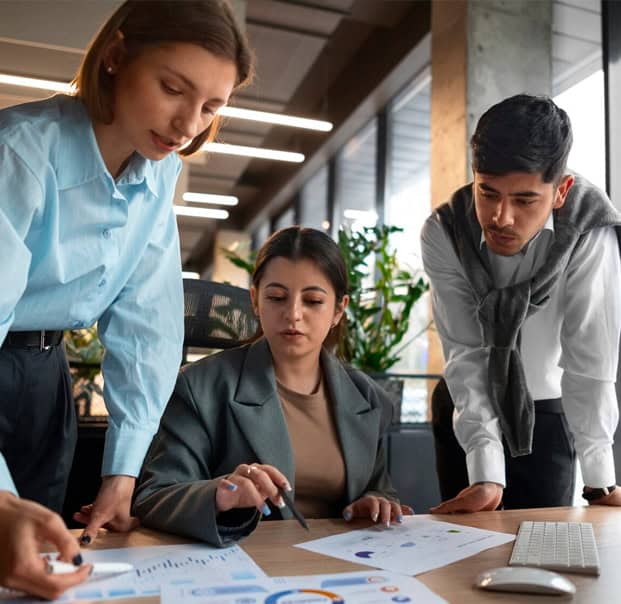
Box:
[40,330,51,351]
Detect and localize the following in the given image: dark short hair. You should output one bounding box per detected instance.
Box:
[73,0,254,156]
[470,94,573,184]
[252,227,349,348]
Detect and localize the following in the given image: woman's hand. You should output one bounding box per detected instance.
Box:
[73,475,140,545]
[0,491,92,600]
[342,495,411,527]
[215,463,290,516]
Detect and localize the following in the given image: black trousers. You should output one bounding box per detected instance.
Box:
[431,378,576,509]
[0,344,76,513]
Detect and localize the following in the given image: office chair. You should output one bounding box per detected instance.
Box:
[183,279,258,349]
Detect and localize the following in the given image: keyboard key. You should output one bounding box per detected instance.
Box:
[509,521,600,576]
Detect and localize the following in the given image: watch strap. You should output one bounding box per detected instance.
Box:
[582,485,616,501]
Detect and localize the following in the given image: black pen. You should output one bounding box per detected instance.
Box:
[279,487,309,531]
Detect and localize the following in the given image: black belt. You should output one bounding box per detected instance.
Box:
[2,330,64,350]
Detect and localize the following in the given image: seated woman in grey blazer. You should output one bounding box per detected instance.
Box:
[133,226,408,546]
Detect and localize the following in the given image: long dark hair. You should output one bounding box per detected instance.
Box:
[471,94,573,184]
[251,227,349,351]
[73,0,254,155]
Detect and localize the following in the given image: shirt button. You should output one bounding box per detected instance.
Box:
[102,229,111,239]
[98,279,107,288]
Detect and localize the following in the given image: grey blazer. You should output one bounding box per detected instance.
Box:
[133,338,398,546]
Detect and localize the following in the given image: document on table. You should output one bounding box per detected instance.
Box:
[295,517,515,576]
[161,570,447,604]
[0,543,266,603]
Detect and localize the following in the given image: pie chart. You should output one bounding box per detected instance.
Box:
[264,588,344,604]
[355,551,374,559]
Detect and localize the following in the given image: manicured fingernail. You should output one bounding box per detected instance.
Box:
[343,510,352,521]
[283,482,292,492]
[80,534,91,545]
[372,513,379,522]
[226,482,238,491]
[276,497,286,508]
[385,520,390,528]
[262,503,271,516]
[72,554,83,566]
[397,514,404,523]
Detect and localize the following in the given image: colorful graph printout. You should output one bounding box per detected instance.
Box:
[0,544,266,603]
[295,517,515,575]
[161,570,447,604]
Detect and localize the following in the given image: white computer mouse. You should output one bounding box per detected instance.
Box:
[475,566,576,596]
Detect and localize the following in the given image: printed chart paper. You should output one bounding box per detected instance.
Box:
[0,543,266,603]
[295,517,515,575]
[161,570,447,604]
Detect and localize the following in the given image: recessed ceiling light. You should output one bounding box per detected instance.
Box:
[182,271,200,279]
[182,192,238,206]
[174,206,229,219]
[219,106,332,132]
[0,73,331,132]
[203,142,304,163]
[0,73,73,93]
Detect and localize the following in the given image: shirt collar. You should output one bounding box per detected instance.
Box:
[55,95,159,198]
[116,153,160,198]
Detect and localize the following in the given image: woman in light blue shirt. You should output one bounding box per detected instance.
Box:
[0,1,253,598]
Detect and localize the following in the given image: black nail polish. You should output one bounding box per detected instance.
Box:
[72,554,83,566]
[80,534,91,545]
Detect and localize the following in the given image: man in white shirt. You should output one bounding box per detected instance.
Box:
[422,94,621,512]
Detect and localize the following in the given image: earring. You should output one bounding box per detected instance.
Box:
[106,65,114,74]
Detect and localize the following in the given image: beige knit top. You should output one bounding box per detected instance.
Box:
[276,377,346,518]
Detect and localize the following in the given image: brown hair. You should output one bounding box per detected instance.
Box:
[72,0,254,156]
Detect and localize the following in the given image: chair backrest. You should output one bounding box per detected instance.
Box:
[183,279,258,349]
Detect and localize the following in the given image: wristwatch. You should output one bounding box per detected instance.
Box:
[582,485,617,501]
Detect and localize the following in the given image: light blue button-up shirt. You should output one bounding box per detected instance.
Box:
[0,95,184,494]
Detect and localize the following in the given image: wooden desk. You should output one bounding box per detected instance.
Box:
[72,506,620,603]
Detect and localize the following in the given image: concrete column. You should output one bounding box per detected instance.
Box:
[427,0,553,389]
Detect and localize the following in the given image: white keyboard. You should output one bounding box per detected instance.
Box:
[509,521,600,576]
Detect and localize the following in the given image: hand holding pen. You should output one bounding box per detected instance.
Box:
[0,492,91,600]
[216,463,307,530]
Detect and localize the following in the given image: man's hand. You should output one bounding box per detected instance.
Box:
[0,491,91,599]
[430,482,503,514]
[585,485,621,507]
[73,475,139,544]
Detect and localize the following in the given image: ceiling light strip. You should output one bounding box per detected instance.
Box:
[182,192,238,206]
[0,73,331,131]
[174,206,229,219]
[219,106,332,132]
[0,73,73,93]
[203,142,304,163]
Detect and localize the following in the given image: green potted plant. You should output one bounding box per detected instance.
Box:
[64,326,105,418]
[337,224,429,373]
[337,225,429,421]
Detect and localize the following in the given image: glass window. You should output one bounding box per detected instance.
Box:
[252,221,271,251]
[299,166,329,231]
[384,70,432,421]
[554,70,605,190]
[337,118,378,231]
[273,206,295,231]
